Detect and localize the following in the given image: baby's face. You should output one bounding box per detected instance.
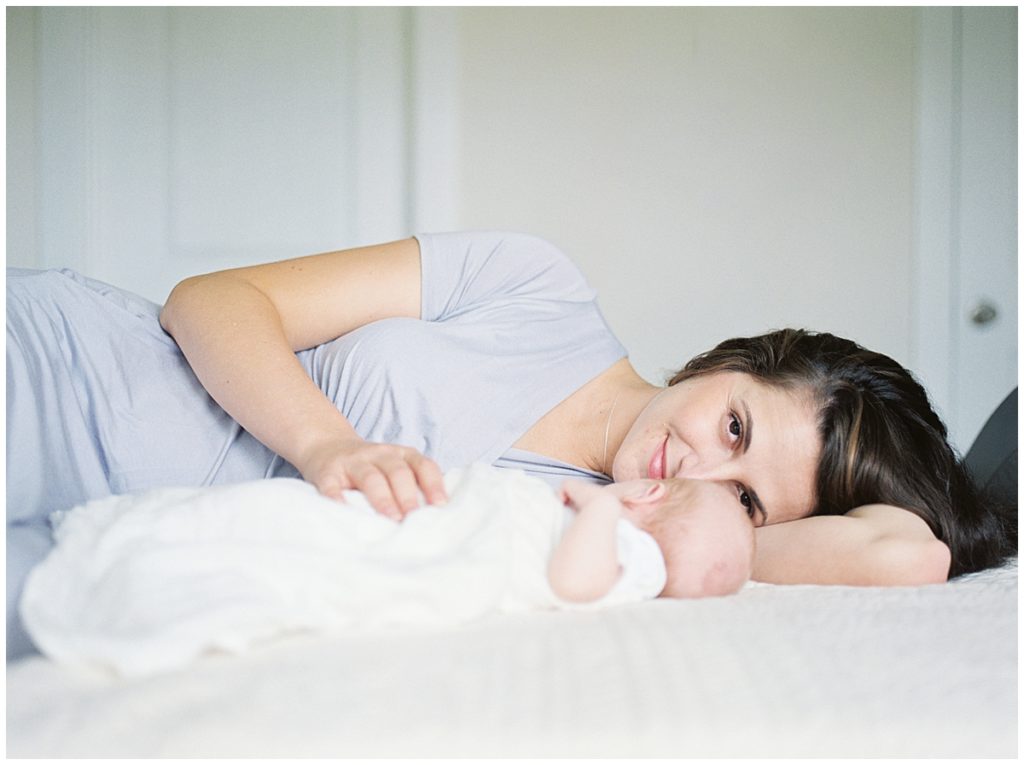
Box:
[604,478,756,598]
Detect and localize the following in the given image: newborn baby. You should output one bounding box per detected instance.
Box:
[552,476,755,603]
[20,465,755,676]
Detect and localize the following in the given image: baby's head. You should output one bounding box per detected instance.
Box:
[604,478,756,598]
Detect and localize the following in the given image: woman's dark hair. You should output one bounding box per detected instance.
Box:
[668,328,1016,577]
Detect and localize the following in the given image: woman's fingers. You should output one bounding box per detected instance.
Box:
[303,439,446,519]
[351,468,403,520]
[409,453,448,506]
[316,474,346,501]
[382,462,425,516]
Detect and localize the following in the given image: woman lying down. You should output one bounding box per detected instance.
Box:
[21,464,753,677]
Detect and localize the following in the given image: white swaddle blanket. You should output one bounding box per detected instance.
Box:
[20,464,665,677]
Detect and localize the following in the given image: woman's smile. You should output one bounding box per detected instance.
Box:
[613,371,821,525]
[647,436,668,479]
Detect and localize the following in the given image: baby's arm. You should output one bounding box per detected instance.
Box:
[547,479,623,603]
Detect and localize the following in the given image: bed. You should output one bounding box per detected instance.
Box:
[6,557,1017,757]
[7,390,1019,758]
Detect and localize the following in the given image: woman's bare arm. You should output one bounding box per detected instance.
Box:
[159,238,446,518]
[752,504,951,586]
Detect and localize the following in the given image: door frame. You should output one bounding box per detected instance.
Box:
[912,7,1018,451]
[911,7,959,436]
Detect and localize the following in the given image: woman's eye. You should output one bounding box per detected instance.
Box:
[728,413,743,440]
[738,488,754,518]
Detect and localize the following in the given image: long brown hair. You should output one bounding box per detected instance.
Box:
[669,328,1016,577]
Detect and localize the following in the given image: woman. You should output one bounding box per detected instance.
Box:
[156,231,1013,580]
[6,232,1014,655]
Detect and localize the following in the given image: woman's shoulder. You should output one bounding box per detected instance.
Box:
[415,231,595,319]
[415,230,577,274]
[415,230,564,253]
[8,267,161,315]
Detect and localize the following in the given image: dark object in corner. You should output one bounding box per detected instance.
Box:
[965,388,1018,508]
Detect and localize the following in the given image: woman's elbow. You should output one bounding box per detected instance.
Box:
[159,276,204,334]
[917,538,953,584]
[160,273,240,337]
[872,538,951,586]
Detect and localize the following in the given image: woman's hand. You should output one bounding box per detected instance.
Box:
[296,435,448,520]
[159,237,435,520]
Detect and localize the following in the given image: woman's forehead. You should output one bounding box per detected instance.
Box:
[734,376,822,520]
[754,406,822,520]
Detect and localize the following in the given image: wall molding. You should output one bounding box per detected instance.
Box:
[353,7,409,245]
[409,7,460,233]
[911,7,958,429]
[37,7,100,274]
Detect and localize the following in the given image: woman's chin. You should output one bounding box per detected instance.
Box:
[610,459,641,483]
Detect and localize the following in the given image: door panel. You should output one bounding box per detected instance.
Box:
[914,8,1017,453]
[954,7,1018,449]
[33,7,409,304]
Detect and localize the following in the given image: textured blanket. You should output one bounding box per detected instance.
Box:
[20,464,663,677]
[8,560,1016,757]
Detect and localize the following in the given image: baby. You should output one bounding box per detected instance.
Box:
[550,477,756,603]
[20,466,755,676]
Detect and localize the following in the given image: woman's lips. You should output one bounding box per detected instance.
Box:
[647,437,667,480]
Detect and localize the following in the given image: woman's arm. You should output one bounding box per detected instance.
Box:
[547,480,623,602]
[159,238,446,518]
[752,504,951,586]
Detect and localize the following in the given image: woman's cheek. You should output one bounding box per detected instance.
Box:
[612,446,644,482]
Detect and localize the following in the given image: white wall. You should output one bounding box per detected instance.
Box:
[7,7,1016,449]
[8,7,411,298]
[454,7,917,386]
[7,8,37,267]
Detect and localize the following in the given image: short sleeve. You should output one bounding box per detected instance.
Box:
[552,521,667,611]
[603,522,668,604]
[302,232,627,472]
[416,231,600,322]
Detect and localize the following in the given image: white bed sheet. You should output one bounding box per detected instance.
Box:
[6,559,1017,758]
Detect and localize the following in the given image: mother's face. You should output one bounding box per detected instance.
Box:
[612,371,821,526]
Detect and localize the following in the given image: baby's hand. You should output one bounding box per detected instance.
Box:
[558,479,623,517]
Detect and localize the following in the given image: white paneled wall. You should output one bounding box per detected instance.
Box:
[167,9,360,256]
[455,7,918,385]
[6,9,36,268]
[12,7,418,302]
[452,7,1016,451]
[7,8,1015,450]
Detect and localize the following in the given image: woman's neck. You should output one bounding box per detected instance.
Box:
[512,358,660,475]
[590,361,661,476]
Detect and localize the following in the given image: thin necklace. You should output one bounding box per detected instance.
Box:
[601,389,622,476]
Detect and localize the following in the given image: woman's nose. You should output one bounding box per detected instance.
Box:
[673,451,699,477]
[674,446,734,480]
[675,451,716,479]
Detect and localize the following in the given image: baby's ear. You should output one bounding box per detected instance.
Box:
[621,481,666,507]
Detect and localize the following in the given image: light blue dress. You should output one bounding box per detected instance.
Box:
[6,231,626,658]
